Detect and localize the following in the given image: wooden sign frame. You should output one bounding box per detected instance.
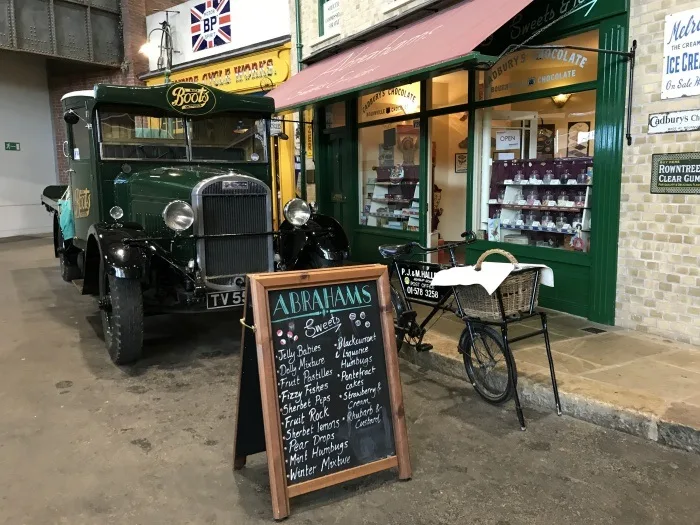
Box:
[232,264,411,520]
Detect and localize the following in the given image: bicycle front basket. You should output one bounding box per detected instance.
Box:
[456,249,541,320]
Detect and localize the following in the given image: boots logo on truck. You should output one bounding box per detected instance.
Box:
[167,84,217,115]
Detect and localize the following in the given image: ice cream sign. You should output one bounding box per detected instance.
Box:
[662,7,700,100]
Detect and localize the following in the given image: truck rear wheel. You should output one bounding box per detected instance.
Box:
[100,267,143,365]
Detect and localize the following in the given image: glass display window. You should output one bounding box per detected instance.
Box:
[324,101,346,129]
[358,82,421,124]
[431,70,468,109]
[359,120,421,231]
[478,30,599,102]
[473,91,596,252]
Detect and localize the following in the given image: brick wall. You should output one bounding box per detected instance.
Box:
[49,0,182,182]
[290,0,433,70]
[617,0,700,345]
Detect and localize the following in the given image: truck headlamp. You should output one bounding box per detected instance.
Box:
[283,198,311,227]
[163,200,194,231]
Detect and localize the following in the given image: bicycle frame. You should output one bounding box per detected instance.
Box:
[387,241,471,340]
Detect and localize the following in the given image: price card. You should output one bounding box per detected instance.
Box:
[531,221,541,228]
[504,179,514,185]
[517,200,527,206]
[567,180,578,185]
[487,199,498,204]
[565,201,575,208]
[550,180,561,185]
[534,200,542,206]
[547,201,558,207]
[515,220,524,226]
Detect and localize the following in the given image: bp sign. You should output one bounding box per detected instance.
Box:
[651,152,700,194]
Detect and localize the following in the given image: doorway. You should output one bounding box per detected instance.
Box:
[324,132,354,243]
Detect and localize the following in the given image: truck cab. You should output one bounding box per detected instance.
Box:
[42,82,348,365]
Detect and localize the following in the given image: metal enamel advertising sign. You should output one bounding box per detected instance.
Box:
[662,7,700,100]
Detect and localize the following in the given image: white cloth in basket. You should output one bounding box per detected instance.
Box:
[430,262,554,295]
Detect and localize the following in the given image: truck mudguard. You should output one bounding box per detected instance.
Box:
[85,223,151,288]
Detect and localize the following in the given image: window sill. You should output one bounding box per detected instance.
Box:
[310,32,341,48]
[382,0,422,14]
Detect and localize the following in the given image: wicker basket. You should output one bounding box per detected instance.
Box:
[456,249,542,320]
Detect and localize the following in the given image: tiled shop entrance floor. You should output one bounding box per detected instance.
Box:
[415,304,700,438]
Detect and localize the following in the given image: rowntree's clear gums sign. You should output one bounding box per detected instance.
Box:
[662,7,700,100]
[651,153,700,194]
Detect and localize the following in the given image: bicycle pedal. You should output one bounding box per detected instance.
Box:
[416,343,433,353]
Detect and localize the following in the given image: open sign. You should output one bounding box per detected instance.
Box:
[496,130,521,151]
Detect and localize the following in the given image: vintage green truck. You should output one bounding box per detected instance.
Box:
[41,82,348,365]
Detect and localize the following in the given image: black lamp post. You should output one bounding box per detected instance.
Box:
[140,10,179,84]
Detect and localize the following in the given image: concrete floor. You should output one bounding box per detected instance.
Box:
[2,236,700,524]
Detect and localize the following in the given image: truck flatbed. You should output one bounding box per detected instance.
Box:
[41,185,68,212]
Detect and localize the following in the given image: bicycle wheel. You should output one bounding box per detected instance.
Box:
[390,285,408,351]
[459,324,515,404]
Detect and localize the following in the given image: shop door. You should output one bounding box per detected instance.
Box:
[326,133,353,241]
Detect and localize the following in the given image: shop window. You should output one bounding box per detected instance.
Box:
[473,91,596,252]
[428,112,468,243]
[324,101,346,129]
[478,30,599,101]
[359,120,421,231]
[318,0,340,37]
[358,82,421,123]
[430,70,468,109]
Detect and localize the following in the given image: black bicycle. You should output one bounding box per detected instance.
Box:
[379,231,515,405]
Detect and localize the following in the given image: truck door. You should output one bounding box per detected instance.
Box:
[66,105,97,247]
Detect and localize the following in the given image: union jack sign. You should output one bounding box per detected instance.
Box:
[191,0,231,53]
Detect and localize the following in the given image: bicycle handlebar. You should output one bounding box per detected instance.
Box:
[405,231,477,254]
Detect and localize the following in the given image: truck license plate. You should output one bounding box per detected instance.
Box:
[206,290,244,309]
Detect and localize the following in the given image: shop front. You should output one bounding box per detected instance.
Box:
[141,43,297,225]
[269,0,630,324]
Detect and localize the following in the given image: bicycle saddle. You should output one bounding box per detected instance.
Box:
[378,243,414,258]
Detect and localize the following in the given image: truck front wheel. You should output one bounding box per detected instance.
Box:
[100,267,144,365]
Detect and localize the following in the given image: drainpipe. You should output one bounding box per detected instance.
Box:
[295,0,307,199]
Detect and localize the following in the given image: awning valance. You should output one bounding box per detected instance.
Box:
[268,0,533,111]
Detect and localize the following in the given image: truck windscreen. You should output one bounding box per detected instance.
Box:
[98,106,268,164]
[189,115,268,163]
[99,107,187,160]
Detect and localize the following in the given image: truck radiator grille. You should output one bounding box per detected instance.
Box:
[195,176,272,289]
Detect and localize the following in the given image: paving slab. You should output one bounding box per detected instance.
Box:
[409,313,700,454]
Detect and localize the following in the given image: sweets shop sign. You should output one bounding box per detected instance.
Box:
[651,153,700,194]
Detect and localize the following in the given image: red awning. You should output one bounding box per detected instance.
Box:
[269,0,533,111]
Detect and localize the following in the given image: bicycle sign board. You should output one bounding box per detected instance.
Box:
[232,264,411,519]
[396,261,445,305]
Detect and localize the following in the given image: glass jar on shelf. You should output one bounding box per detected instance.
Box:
[575,190,586,207]
[497,189,505,203]
[543,169,554,184]
[558,190,569,205]
[514,169,524,184]
[525,211,537,226]
[542,212,554,228]
[560,167,571,185]
[514,211,524,225]
[526,189,538,205]
[572,213,583,228]
[556,213,565,229]
[529,167,540,182]
[543,190,554,205]
[493,209,501,219]
[577,168,587,184]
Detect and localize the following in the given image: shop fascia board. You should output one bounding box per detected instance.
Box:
[274,52,496,114]
[138,36,292,82]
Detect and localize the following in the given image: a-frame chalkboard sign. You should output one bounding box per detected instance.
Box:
[232,264,411,519]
